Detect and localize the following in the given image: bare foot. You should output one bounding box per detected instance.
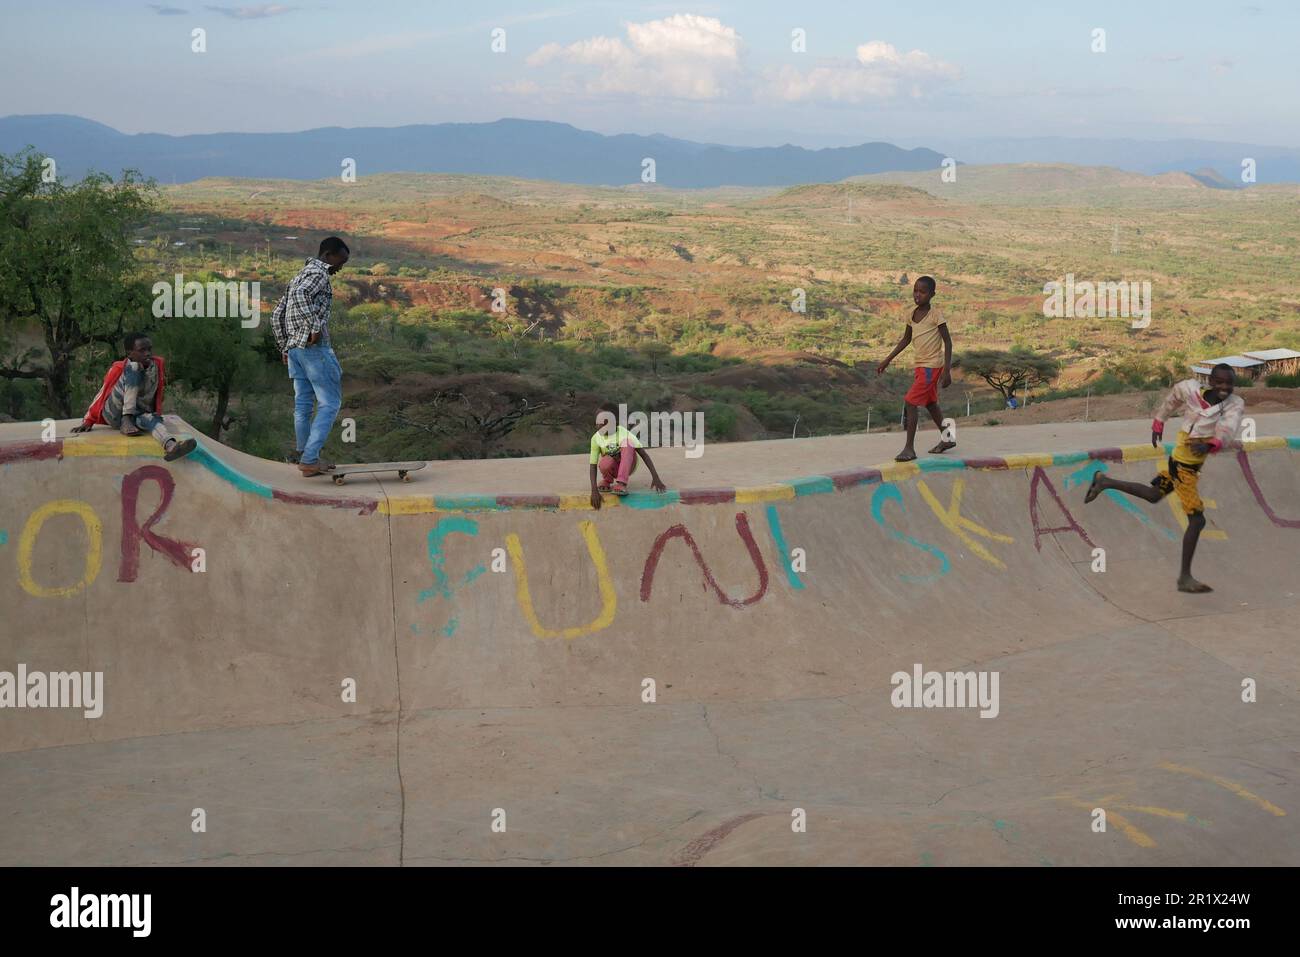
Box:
[928,440,956,454]
[894,449,917,462]
[1177,575,1213,593]
[1084,471,1106,503]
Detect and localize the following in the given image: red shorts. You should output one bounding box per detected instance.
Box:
[905,367,942,406]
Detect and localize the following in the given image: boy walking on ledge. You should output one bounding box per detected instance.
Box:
[876,275,954,462]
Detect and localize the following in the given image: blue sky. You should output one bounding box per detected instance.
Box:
[0,1,1294,148]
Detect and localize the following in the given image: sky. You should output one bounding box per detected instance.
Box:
[0,1,1295,149]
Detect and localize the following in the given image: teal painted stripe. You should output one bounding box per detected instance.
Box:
[192,446,273,498]
[433,495,505,512]
[789,475,834,496]
[917,457,968,472]
[1051,451,1091,466]
[765,504,805,591]
[623,490,681,509]
[1288,437,1300,450]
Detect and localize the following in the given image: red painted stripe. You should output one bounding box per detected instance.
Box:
[961,457,1009,470]
[672,812,767,866]
[272,489,378,514]
[827,467,883,489]
[1087,447,1124,462]
[679,487,736,505]
[0,440,63,465]
[495,494,562,509]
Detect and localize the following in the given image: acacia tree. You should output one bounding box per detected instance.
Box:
[152,314,260,440]
[0,150,157,416]
[961,348,1060,402]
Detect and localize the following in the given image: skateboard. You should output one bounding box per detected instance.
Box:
[327,461,427,485]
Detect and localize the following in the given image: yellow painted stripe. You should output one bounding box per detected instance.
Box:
[559,493,605,510]
[1120,444,1163,463]
[735,484,796,503]
[1107,810,1158,847]
[1159,762,1287,816]
[878,461,921,482]
[1242,436,1286,451]
[1114,804,1202,823]
[62,436,163,458]
[1003,452,1054,469]
[379,497,438,516]
[1053,796,1156,847]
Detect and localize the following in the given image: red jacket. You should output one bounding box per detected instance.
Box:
[82,357,167,426]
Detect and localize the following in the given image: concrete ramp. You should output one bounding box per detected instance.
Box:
[1,418,1297,865]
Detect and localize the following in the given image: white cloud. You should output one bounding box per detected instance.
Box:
[205,4,295,19]
[765,41,959,103]
[525,14,742,100]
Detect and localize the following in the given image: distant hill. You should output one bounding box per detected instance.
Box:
[755,182,939,207]
[0,114,946,188]
[848,162,1294,206]
[921,135,1300,185]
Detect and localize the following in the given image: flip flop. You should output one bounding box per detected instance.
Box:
[610,481,629,496]
[928,440,956,454]
[894,450,917,462]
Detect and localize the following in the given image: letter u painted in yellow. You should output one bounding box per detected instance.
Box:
[506,520,617,639]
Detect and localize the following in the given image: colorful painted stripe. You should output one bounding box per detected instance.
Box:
[3,429,1296,518]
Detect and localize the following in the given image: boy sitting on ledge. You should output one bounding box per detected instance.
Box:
[70,331,197,462]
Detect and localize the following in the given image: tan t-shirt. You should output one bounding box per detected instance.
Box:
[906,306,947,368]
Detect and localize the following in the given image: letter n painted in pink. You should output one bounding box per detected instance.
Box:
[118,465,201,582]
[640,512,768,608]
[1029,466,1095,552]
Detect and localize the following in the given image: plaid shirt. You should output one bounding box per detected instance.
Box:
[271,258,333,351]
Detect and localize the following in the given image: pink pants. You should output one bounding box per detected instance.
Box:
[598,445,638,485]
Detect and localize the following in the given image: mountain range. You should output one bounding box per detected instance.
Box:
[3,115,1296,188]
[0,115,945,188]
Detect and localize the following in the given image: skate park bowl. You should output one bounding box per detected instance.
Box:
[1,414,1297,866]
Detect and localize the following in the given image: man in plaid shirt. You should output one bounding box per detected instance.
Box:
[271,236,349,475]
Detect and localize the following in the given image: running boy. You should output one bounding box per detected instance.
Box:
[588,402,666,509]
[70,332,197,461]
[1084,364,1244,593]
[876,276,953,462]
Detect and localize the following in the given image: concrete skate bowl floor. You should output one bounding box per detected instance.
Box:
[1,421,1297,866]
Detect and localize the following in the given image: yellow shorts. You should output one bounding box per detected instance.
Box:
[1152,458,1203,516]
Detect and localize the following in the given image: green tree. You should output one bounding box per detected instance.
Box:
[152,315,259,440]
[961,349,1060,402]
[0,150,157,416]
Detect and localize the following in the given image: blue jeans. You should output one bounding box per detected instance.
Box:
[287,345,341,464]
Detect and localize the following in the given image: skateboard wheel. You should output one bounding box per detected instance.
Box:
[332,475,345,486]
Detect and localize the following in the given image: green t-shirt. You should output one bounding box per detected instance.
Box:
[589,426,643,464]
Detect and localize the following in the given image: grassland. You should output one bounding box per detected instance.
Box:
[25,163,1292,464]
